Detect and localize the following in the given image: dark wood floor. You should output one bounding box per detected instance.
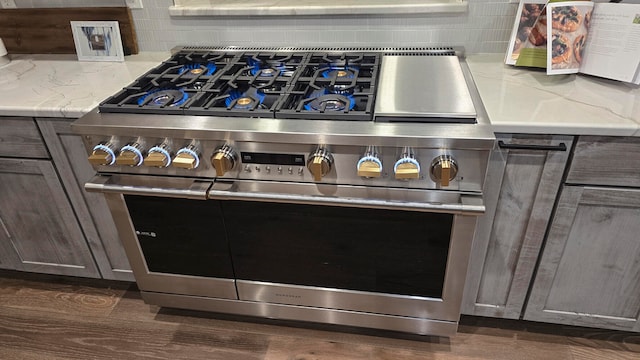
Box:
[0,271,638,360]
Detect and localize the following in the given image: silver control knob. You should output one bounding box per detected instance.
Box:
[211,144,237,176]
[430,155,458,187]
[307,147,333,181]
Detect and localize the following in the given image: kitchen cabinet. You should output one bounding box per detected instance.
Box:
[462,134,574,319]
[524,136,640,332]
[0,117,100,277]
[37,119,134,281]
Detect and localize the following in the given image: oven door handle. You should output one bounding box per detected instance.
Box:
[84,174,212,200]
[208,181,485,215]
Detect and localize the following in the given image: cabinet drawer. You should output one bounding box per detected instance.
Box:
[0,118,49,158]
[567,136,640,188]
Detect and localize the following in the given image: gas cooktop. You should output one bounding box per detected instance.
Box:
[99,50,380,121]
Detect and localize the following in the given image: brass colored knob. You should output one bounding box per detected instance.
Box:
[172,150,199,170]
[88,144,116,166]
[394,161,420,179]
[211,146,237,176]
[88,149,113,166]
[357,159,382,178]
[144,151,170,167]
[116,150,141,166]
[307,149,333,182]
[430,155,458,187]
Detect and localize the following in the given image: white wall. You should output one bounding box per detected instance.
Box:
[12,0,518,54]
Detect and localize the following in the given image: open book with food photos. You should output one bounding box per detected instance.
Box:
[505,0,640,84]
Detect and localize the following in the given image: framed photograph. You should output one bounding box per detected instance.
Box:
[70,21,124,62]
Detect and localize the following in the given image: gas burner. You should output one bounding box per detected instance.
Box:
[321,66,359,79]
[252,67,281,77]
[179,63,217,76]
[304,90,355,112]
[250,80,283,92]
[247,55,298,77]
[225,87,267,110]
[137,89,189,107]
[327,84,356,95]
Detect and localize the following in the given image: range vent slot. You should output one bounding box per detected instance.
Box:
[175,46,459,56]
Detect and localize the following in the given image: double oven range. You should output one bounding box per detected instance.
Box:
[72,47,494,337]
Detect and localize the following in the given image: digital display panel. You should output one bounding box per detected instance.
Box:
[241,152,305,166]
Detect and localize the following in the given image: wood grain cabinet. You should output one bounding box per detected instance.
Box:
[462,134,574,319]
[524,136,640,332]
[0,117,100,277]
[37,119,134,281]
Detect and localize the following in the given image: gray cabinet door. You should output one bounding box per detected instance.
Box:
[524,186,640,332]
[0,158,100,277]
[462,134,573,319]
[37,119,133,281]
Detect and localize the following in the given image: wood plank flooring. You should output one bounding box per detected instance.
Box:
[0,270,638,360]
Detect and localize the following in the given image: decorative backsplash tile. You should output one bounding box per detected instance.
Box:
[12,0,518,54]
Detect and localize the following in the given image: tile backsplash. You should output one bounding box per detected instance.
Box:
[12,0,518,54]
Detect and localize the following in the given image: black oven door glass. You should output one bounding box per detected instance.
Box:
[125,195,234,278]
[223,201,452,298]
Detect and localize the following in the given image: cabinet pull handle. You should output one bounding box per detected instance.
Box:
[498,141,567,152]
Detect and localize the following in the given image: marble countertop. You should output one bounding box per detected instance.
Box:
[0,53,169,118]
[1,52,639,137]
[466,54,640,137]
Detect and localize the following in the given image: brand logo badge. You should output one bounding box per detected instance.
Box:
[135,230,157,238]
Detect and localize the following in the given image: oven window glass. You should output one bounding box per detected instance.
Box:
[125,195,235,278]
[223,201,452,298]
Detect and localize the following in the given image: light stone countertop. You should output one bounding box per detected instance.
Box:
[0,53,169,119]
[466,54,640,137]
[1,52,639,137]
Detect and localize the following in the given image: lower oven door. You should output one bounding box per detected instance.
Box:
[209,180,483,322]
[85,175,238,300]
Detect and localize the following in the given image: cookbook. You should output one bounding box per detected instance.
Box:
[505,0,640,84]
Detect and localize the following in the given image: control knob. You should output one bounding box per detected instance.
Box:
[211,145,237,176]
[172,144,200,170]
[307,147,333,182]
[88,143,117,166]
[143,142,172,168]
[357,146,382,178]
[115,142,145,167]
[394,147,420,180]
[430,155,458,187]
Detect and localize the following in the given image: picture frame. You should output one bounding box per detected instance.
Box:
[70,21,125,62]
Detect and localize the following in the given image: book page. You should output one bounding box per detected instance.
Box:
[546,1,595,75]
[579,3,640,84]
[505,0,548,65]
[514,2,550,68]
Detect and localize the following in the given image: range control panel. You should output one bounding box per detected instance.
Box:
[83,135,488,192]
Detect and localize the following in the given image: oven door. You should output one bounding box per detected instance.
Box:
[86,175,238,300]
[209,180,483,322]
[87,175,483,323]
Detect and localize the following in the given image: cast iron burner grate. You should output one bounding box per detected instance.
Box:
[99,50,380,120]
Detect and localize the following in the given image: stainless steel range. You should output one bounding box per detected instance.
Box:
[72,47,494,337]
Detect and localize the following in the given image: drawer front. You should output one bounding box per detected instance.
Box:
[0,118,49,158]
[567,136,640,188]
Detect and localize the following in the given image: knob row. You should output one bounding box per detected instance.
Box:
[356,148,458,185]
[88,142,200,170]
[88,142,457,185]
